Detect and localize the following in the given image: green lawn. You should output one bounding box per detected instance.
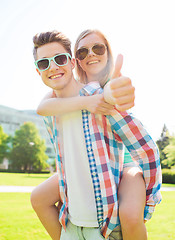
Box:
[0,172,52,186]
[146,191,175,240]
[0,192,50,240]
[0,191,174,240]
[162,183,175,187]
[0,172,174,187]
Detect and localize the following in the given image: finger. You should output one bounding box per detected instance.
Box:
[97,108,116,115]
[112,94,135,106]
[99,94,115,108]
[100,102,115,109]
[110,76,132,90]
[112,54,123,79]
[94,97,114,109]
[115,102,135,112]
[111,84,135,98]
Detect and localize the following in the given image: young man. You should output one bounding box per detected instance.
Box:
[31,31,162,240]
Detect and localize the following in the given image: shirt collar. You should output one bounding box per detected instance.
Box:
[79,81,102,96]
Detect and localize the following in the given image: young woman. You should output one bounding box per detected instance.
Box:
[73,29,147,240]
[31,30,147,240]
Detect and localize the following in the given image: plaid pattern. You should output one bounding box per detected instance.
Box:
[44,82,162,239]
[82,109,104,228]
[43,116,69,227]
[109,225,123,240]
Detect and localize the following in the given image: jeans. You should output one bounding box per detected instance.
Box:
[60,220,123,240]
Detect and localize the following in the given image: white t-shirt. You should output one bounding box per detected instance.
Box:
[59,111,98,227]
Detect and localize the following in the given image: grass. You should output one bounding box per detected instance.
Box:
[0,173,175,239]
[0,172,52,186]
[0,192,50,240]
[0,191,174,240]
[1,172,174,187]
[162,183,175,187]
[146,191,175,240]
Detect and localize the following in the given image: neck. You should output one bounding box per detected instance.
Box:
[86,72,103,84]
[87,76,98,83]
[54,77,84,98]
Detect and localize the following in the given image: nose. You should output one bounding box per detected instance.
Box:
[49,60,59,70]
[88,47,95,57]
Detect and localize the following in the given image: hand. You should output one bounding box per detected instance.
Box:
[104,54,135,111]
[85,94,116,115]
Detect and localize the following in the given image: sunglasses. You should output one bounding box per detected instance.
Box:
[35,53,72,71]
[76,43,106,60]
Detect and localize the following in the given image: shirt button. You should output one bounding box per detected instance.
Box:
[97,197,101,201]
[87,147,92,152]
[92,172,96,176]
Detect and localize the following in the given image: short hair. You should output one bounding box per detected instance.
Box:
[33,30,72,60]
[74,29,114,87]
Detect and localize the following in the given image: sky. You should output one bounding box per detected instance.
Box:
[0,0,175,141]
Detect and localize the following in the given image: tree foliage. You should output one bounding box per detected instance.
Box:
[10,122,48,172]
[156,124,170,168]
[0,125,10,163]
[163,136,175,168]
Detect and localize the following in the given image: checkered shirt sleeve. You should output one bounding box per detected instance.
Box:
[107,110,162,220]
[43,116,69,229]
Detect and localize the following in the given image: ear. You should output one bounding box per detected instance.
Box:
[71,58,76,69]
[76,58,82,68]
[36,68,41,76]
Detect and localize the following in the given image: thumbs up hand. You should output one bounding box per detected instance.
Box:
[104,54,135,111]
[112,54,123,78]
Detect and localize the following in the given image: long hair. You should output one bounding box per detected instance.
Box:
[74,29,114,87]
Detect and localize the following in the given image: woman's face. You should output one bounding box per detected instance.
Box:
[76,33,108,81]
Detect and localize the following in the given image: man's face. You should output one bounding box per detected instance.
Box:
[36,42,75,92]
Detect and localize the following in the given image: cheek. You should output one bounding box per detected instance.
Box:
[79,60,87,71]
[40,72,48,83]
[102,53,108,65]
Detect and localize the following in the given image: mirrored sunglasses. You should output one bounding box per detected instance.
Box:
[76,43,106,60]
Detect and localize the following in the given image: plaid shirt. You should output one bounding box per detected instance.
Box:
[44,82,162,239]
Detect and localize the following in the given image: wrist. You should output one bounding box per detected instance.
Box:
[104,82,116,104]
[80,96,89,110]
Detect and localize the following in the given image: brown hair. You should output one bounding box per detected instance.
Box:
[74,29,114,87]
[33,30,72,60]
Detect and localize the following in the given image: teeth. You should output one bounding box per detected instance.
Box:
[50,74,62,79]
[88,61,99,65]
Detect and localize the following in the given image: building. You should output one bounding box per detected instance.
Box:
[0,105,55,169]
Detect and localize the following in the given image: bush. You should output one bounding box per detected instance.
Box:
[162,169,175,184]
[0,169,50,174]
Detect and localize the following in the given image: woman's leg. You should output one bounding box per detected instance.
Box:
[30,173,62,240]
[118,167,147,240]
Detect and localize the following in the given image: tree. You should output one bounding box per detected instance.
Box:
[0,125,10,163]
[156,124,170,168]
[10,122,48,172]
[163,136,175,168]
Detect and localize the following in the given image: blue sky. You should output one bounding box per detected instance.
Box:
[0,0,175,140]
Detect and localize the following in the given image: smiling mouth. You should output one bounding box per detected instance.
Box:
[87,60,99,65]
[49,73,64,79]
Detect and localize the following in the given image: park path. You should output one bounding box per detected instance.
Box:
[0,185,35,192]
[0,185,175,192]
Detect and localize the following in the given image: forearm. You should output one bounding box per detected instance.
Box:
[38,94,115,116]
[37,96,89,116]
